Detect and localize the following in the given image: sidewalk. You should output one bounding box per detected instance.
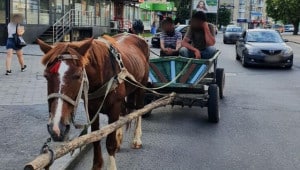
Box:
[0,45,46,105]
[0,42,158,170]
[282,34,300,44]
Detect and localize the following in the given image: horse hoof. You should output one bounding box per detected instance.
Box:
[131,143,142,149]
[116,146,121,152]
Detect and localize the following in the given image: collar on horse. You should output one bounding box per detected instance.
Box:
[88,43,125,100]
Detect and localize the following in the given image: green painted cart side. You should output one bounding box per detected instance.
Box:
[149,50,220,89]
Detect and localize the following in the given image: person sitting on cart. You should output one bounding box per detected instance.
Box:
[159,17,182,56]
[179,11,216,59]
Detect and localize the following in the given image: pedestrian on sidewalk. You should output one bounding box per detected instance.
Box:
[151,21,157,36]
[5,14,27,75]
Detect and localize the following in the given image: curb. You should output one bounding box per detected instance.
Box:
[63,144,93,170]
[289,41,300,45]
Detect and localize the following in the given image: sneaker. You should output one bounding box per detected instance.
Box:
[21,65,27,72]
[5,70,12,75]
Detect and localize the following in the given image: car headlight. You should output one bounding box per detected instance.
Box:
[247,48,261,55]
[282,47,293,56]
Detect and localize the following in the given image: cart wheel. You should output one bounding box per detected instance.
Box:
[208,84,219,123]
[142,97,152,118]
[216,68,225,99]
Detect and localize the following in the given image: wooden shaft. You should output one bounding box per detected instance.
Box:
[24,92,176,170]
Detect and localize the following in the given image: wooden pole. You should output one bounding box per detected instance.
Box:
[24,92,176,170]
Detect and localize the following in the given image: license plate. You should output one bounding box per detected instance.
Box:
[152,39,158,42]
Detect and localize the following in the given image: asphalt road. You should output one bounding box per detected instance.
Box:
[70,34,300,170]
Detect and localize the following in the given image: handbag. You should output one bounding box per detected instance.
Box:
[13,24,27,48]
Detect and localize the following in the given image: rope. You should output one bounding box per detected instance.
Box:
[78,77,115,135]
[150,49,160,57]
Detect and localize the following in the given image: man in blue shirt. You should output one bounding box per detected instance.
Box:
[160,17,182,56]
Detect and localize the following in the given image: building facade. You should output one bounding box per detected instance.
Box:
[233,0,268,29]
[220,0,268,29]
[0,0,144,45]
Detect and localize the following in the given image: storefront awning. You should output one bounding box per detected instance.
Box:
[139,2,175,12]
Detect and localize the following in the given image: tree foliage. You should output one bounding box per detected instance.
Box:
[266,0,300,35]
[217,8,231,28]
[174,0,191,24]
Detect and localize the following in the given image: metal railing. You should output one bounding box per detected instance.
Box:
[52,10,73,43]
[52,9,95,43]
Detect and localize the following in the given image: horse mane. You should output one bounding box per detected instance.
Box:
[41,39,109,67]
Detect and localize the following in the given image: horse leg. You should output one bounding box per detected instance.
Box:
[116,125,123,152]
[90,114,103,170]
[132,88,145,149]
[106,102,122,170]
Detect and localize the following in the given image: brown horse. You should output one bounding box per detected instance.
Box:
[37,33,149,169]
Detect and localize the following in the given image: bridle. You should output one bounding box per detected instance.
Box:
[46,42,127,131]
[47,54,90,126]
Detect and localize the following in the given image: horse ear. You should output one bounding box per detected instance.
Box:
[75,38,94,57]
[36,39,52,54]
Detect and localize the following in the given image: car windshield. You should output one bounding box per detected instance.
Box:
[226,27,242,32]
[246,31,284,43]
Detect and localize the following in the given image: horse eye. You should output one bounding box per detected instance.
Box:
[72,74,81,80]
[44,73,49,79]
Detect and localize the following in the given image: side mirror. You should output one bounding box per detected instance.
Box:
[283,39,289,42]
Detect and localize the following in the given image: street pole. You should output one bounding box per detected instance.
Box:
[216,0,220,28]
[248,0,252,29]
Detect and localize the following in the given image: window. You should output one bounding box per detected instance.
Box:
[27,0,39,24]
[12,0,26,22]
[39,0,49,24]
[0,1,5,23]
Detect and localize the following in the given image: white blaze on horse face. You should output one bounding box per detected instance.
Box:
[53,61,70,135]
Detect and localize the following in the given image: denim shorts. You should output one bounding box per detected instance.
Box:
[6,38,22,51]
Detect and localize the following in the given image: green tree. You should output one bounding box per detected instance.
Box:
[217,7,231,28]
[173,0,191,24]
[266,0,300,35]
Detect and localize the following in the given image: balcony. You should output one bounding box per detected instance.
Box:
[239,9,246,13]
[257,3,264,8]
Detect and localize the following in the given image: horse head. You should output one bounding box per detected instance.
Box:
[37,39,93,141]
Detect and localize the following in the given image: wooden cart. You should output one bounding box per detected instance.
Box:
[145,50,224,123]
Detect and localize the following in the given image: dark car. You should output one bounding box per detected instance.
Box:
[235,29,293,68]
[151,25,189,48]
[223,26,243,44]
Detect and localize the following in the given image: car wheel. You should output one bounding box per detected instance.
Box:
[241,53,249,67]
[285,64,293,69]
[223,40,226,44]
